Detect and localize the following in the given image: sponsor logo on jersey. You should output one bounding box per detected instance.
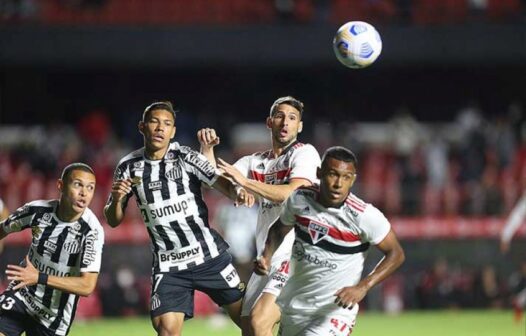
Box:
[308,221,329,244]
[44,240,57,253]
[148,200,189,219]
[185,152,215,179]
[166,151,175,160]
[32,258,71,277]
[292,242,338,270]
[165,166,182,181]
[82,230,98,266]
[220,264,241,288]
[148,181,163,191]
[344,206,359,217]
[37,213,52,225]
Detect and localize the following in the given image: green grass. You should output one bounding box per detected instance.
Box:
[70,310,525,336]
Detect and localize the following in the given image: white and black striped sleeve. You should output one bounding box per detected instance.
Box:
[1,203,35,234]
[182,149,220,186]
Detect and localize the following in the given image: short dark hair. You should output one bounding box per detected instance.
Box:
[269,96,304,118]
[60,163,95,182]
[321,146,358,168]
[142,101,177,121]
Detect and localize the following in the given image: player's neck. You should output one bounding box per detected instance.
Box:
[271,138,296,158]
[56,203,82,223]
[144,144,168,161]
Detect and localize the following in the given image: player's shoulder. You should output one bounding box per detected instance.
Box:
[81,208,104,232]
[251,149,273,159]
[24,199,56,213]
[343,193,369,216]
[117,148,144,167]
[289,142,320,158]
[292,184,319,200]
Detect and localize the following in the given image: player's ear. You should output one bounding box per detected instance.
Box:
[57,179,64,193]
[138,121,145,135]
[170,126,176,140]
[298,121,303,133]
[266,116,272,129]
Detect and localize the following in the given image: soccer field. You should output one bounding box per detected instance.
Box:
[69,310,524,336]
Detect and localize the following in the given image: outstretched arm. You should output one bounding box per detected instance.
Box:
[217,158,311,203]
[334,229,405,309]
[212,175,255,208]
[6,256,99,297]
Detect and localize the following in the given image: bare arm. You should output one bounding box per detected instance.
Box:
[211,175,254,207]
[7,256,99,297]
[255,220,293,275]
[217,158,311,203]
[334,229,405,308]
[103,179,132,228]
[197,128,220,167]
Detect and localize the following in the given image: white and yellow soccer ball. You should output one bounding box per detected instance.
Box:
[333,21,382,69]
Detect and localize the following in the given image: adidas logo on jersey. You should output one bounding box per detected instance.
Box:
[256,162,265,170]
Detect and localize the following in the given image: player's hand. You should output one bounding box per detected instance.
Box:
[235,188,255,208]
[111,179,133,202]
[197,128,220,149]
[334,284,368,309]
[254,256,270,276]
[217,158,247,187]
[6,255,38,290]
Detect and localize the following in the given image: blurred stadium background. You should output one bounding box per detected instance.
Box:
[1,0,526,335]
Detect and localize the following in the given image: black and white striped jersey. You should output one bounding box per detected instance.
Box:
[0,199,104,336]
[108,141,229,273]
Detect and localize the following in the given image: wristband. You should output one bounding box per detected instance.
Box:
[38,272,49,285]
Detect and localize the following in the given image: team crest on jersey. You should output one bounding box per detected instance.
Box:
[308,221,329,244]
[265,173,276,184]
[165,166,182,181]
[166,151,175,160]
[151,293,161,310]
[64,239,81,254]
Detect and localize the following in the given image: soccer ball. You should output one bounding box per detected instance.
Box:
[333,21,382,69]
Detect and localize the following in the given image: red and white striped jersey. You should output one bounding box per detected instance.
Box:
[277,186,391,315]
[234,141,320,258]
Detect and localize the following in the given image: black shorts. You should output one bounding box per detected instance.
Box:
[150,252,245,320]
[0,291,56,336]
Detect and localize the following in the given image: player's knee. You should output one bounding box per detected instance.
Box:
[152,318,182,336]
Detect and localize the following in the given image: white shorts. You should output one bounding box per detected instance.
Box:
[278,307,358,336]
[240,257,291,317]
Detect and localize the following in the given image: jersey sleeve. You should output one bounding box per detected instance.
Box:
[80,220,105,273]
[183,149,220,186]
[360,205,391,245]
[279,192,297,226]
[289,145,321,184]
[233,155,251,178]
[1,203,35,234]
